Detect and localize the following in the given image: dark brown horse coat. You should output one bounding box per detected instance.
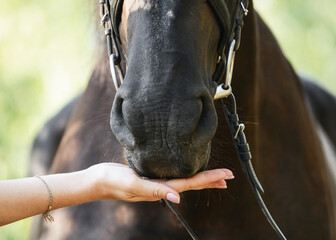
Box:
[30,1,336,239]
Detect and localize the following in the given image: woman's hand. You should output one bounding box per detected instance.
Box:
[88,163,234,204]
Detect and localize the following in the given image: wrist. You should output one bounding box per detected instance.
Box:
[84,165,107,202]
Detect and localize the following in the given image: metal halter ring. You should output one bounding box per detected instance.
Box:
[214,39,236,100]
[100,0,123,90]
[109,54,120,89]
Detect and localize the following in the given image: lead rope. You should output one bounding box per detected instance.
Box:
[99,0,286,239]
[160,200,199,240]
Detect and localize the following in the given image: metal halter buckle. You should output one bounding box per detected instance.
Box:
[234,123,245,139]
[214,39,236,100]
[240,2,249,16]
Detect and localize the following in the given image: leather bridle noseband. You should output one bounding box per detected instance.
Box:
[98,1,287,239]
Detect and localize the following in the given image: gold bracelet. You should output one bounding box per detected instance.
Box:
[35,175,54,223]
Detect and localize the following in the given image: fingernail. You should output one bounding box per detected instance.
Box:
[216,185,228,189]
[166,193,180,204]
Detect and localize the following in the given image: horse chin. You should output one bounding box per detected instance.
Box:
[124,143,211,179]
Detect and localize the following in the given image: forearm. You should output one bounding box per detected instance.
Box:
[0,169,100,226]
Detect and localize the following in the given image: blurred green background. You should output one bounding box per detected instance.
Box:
[0,0,335,239]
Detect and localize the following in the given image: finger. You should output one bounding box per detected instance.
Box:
[203,179,228,189]
[165,169,234,192]
[128,179,228,202]
[202,172,234,190]
[167,169,228,191]
[186,178,226,190]
[132,178,181,204]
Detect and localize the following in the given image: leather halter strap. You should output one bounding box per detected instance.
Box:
[207,0,231,84]
[207,0,231,56]
[110,0,123,38]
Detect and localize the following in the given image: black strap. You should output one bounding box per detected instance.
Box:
[228,0,249,51]
[161,200,199,240]
[110,0,123,38]
[220,94,286,240]
[208,0,231,56]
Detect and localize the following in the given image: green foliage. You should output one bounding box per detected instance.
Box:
[255,0,336,93]
[0,0,335,239]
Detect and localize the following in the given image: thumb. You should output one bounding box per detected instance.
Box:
[136,178,181,204]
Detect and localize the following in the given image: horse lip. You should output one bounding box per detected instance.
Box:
[125,154,209,179]
[124,141,212,179]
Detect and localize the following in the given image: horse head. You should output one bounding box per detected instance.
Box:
[110,0,230,178]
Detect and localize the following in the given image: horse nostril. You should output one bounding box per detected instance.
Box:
[199,96,206,123]
[192,95,218,147]
[110,95,123,129]
[110,94,135,149]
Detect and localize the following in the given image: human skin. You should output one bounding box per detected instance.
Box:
[0,163,234,226]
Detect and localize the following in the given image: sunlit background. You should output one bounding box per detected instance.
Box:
[0,0,335,238]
